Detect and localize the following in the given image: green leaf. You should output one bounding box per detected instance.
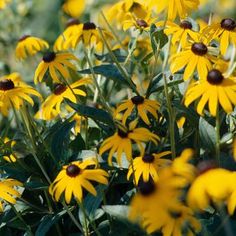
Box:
[35,210,67,236]
[102,205,129,219]
[199,117,216,151]
[78,64,128,84]
[95,49,127,63]
[66,100,115,128]
[24,181,48,190]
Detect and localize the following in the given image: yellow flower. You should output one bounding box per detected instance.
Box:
[187,165,236,215]
[49,159,108,203]
[148,0,199,20]
[164,20,199,47]
[233,137,236,162]
[0,73,41,116]
[0,0,11,10]
[170,40,214,81]
[35,78,91,121]
[0,179,22,212]
[203,18,236,55]
[53,19,82,52]
[15,35,49,60]
[127,151,171,184]
[64,22,113,51]
[34,52,78,84]
[184,69,236,116]
[99,119,160,166]
[115,96,160,125]
[62,0,85,18]
[3,137,16,162]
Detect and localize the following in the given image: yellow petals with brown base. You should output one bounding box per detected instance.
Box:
[0,73,41,116]
[127,151,171,184]
[184,69,236,116]
[49,159,108,203]
[0,179,22,212]
[15,35,49,60]
[35,78,91,121]
[99,119,160,166]
[115,96,160,125]
[62,0,85,18]
[34,52,78,84]
[170,41,213,81]
[187,167,236,215]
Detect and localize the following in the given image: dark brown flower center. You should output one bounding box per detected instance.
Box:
[53,83,67,95]
[142,154,155,163]
[66,18,80,28]
[207,69,224,85]
[138,178,155,196]
[0,79,15,91]
[197,159,217,175]
[136,19,148,28]
[131,95,144,105]
[191,43,208,56]
[117,128,129,138]
[66,164,81,177]
[180,20,192,29]
[18,35,30,42]
[221,18,236,31]
[83,22,96,30]
[43,52,56,62]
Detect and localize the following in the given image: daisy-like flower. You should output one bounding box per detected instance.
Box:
[184,69,236,116]
[99,119,160,166]
[115,95,160,125]
[15,35,49,60]
[34,51,78,84]
[164,20,199,47]
[204,18,236,55]
[64,22,113,51]
[0,73,41,116]
[187,161,236,215]
[54,19,82,52]
[127,151,171,184]
[0,0,11,10]
[62,0,85,18]
[35,78,91,121]
[148,0,200,20]
[49,159,108,203]
[0,179,22,212]
[170,39,214,81]
[2,137,16,162]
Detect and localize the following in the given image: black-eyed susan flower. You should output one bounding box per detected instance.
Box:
[187,161,236,215]
[35,78,91,121]
[115,96,160,125]
[15,35,49,60]
[49,159,108,203]
[204,18,236,55]
[164,20,199,47]
[0,0,11,10]
[0,179,22,212]
[99,119,160,166]
[62,0,85,18]
[0,73,41,116]
[127,151,171,184]
[64,22,113,51]
[148,0,200,20]
[53,19,83,52]
[34,52,78,84]
[170,40,214,81]
[2,137,16,162]
[184,69,236,116]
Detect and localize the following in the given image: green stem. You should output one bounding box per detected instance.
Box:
[163,74,176,159]
[216,107,221,165]
[11,204,34,236]
[97,27,139,95]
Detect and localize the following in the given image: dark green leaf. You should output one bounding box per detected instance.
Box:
[95,49,127,63]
